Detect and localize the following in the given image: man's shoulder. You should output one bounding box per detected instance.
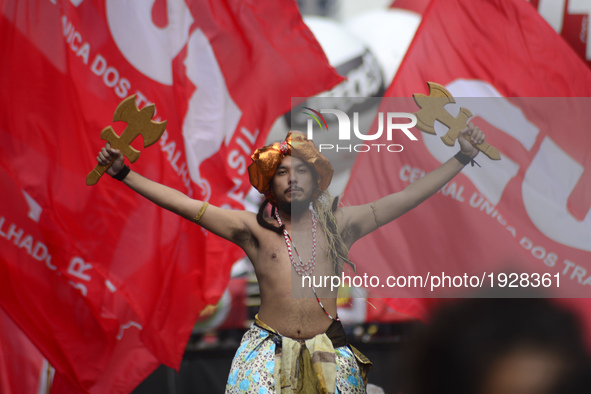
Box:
[234,209,257,226]
[237,210,279,234]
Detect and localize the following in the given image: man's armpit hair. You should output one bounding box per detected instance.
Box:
[340,222,360,247]
[231,226,259,249]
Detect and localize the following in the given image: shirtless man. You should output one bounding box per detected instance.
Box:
[97,125,485,393]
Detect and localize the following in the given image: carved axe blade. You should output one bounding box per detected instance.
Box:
[112,94,167,147]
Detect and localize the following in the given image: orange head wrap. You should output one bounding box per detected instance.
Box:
[248,131,334,204]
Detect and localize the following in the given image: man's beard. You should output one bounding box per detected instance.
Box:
[276,198,310,215]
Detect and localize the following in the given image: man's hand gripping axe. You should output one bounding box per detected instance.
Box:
[413,82,501,160]
[86,95,167,185]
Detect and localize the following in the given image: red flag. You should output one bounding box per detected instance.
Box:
[390,0,432,15]
[530,0,591,69]
[390,0,591,69]
[344,0,591,321]
[0,0,342,392]
[0,308,49,394]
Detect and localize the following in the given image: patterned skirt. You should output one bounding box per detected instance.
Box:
[225,318,370,393]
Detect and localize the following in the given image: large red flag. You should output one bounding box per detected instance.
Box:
[0,309,50,394]
[344,0,591,321]
[390,0,591,70]
[390,0,431,14]
[0,0,342,392]
[530,0,591,69]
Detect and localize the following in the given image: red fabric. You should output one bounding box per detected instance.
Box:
[0,0,342,392]
[344,0,591,327]
[0,308,47,394]
[529,0,591,69]
[390,0,432,15]
[390,0,591,69]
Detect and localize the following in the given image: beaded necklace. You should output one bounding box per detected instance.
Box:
[274,203,317,276]
[274,204,338,321]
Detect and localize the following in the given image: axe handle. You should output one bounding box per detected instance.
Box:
[476,141,501,160]
[86,159,114,186]
[441,130,501,161]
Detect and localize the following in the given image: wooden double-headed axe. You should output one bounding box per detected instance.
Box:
[413,82,500,160]
[86,95,167,185]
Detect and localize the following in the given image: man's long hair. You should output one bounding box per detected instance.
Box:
[256,191,356,274]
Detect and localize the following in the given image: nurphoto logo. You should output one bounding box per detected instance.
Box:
[304,107,418,153]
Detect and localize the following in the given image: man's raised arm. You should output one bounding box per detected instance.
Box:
[97,143,254,246]
[339,124,485,246]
